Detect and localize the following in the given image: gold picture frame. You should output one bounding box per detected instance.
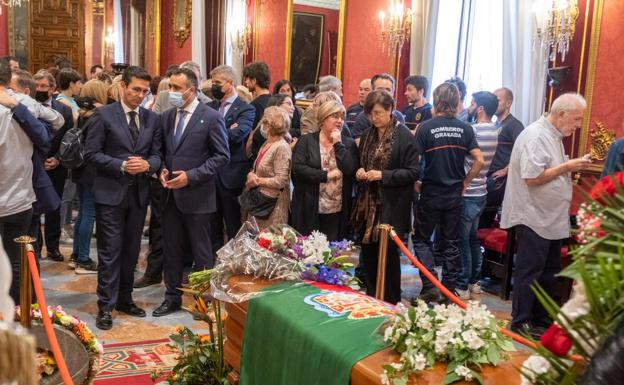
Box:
[172,0,192,48]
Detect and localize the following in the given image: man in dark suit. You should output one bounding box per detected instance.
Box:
[154,67,229,317]
[33,70,74,262]
[85,66,162,330]
[207,65,255,251]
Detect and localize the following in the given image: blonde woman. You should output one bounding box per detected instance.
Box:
[291,100,359,241]
[244,106,292,229]
[299,90,343,135]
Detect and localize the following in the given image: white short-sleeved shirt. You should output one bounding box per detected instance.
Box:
[500,116,572,240]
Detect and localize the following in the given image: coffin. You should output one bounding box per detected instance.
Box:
[223,275,529,385]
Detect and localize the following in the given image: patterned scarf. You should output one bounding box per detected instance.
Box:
[351,120,397,243]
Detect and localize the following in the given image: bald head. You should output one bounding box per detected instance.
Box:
[494,87,514,118]
[358,78,372,105]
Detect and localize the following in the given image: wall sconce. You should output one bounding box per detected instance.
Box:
[231,24,252,54]
[533,0,579,62]
[0,0,28,16]
[104,27,116,63]
[378,0,413,55]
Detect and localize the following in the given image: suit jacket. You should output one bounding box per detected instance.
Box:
[161,101,230,214]
[11,104,59,214]
[49,99,73,157]
[291,131,359,238]
[84,102,162,207]
[208,96,255,189]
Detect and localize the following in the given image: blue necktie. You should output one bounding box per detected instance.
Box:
[174,110,187,146]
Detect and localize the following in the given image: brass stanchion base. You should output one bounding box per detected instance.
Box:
[15,236,35,328]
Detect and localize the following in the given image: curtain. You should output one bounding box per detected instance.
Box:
[409,0,440,82]
[113,0,125,63]
[192,0,207,80]
[502,0,548,126]
[225,0,246,82]
[129,6,141,65]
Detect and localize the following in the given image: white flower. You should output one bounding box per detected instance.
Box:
[380,371,390,385]
[409,352,427,371]
[521,355,551,385]
[461,330,485,350]
[383,326,394,341]
[455,365,473,381]
[559,282,590,321]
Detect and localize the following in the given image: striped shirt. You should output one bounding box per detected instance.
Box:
[464,122,499,197]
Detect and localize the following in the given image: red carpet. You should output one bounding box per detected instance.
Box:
[94,339,176,385]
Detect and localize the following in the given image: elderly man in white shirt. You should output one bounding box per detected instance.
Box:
[501,93,591,337]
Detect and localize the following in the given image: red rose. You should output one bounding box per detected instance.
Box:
[540,323,573,356]
[257,237,272,250]
[590,172,624,203]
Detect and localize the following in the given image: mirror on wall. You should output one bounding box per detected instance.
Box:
[286,0,345,90]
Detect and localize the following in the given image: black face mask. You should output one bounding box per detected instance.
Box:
[35,91,50,103]
[106,97,117,105]
[211,84,225,100]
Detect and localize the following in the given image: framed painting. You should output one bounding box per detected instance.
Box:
[289,12,324,90]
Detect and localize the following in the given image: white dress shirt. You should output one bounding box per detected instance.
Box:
[120,99,141,130]
[7,89,65,130]
[174,98,200,138]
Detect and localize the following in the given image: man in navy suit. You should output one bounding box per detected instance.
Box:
[85,66,162,330]
[207,65,255,251]
[154,67,229,317]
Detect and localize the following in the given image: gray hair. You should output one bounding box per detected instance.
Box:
[550,92,587,114]
[318,75,342,93]
[209,65,237,84]
[34,69,57,89]
[180,60,202,82]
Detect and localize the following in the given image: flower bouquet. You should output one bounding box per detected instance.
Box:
[381,300,515,385]
[14,304,103,384]
[520,173,624,385]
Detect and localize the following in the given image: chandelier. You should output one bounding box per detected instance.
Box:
[0,0,28,15]
[534,0,579,62]
[378,0,413,54]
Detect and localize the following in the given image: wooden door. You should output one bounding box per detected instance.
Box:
[28,0,85,73]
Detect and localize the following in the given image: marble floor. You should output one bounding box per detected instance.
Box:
[37,232,512,346]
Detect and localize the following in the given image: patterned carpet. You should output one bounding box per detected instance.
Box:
[94,339,176,385]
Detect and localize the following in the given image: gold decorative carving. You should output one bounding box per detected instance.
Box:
[589,121,615,161]
[172,0,192,48]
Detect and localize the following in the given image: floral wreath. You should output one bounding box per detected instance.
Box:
[15,304,103,385]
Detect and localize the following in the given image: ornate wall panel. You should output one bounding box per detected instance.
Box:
[28,0,85,72]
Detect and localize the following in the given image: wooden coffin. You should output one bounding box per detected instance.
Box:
[223,275,529,385]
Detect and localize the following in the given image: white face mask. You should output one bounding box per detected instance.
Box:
[169,91,185,108]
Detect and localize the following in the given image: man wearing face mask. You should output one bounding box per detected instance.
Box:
[207,65,255,251]
[154,67,229,317]
[85,66,162,330]
[32,70,74,262]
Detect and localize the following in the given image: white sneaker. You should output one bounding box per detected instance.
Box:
[469,283,483,294]
[456,288,471,300]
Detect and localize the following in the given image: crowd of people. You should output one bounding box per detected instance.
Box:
[0,54,594,337]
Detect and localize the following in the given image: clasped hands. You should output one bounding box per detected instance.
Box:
[125,156,150,175]
[160,168,189,189]
[356,168,382,182]
[244,171,260,190]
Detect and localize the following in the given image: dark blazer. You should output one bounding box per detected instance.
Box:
[291,131,359,238]
[49,99,73,157]
[11,104,58,214]
[359,123,419,236]
[208,97,255,189]
[161,101,230,214]
[84,102,162,207]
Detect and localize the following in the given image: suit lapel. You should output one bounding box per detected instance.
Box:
[312,131,322,169]
[135,107,150,150]
[174,103,203,152]
[116,103,135,149]
[223,97,240,123]
[167,108,177,153]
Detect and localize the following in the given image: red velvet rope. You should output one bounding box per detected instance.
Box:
[389,230,584,362]
[26,249,75,385]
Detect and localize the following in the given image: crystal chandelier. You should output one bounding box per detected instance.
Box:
[534,0,579,62]
[0,0,28,16]
[378,0,413,54]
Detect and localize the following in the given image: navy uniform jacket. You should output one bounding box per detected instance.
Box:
[161,101,230,214]
[208,97,255,189]
[84,102,162,207]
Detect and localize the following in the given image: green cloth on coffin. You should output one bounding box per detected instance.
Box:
[239,281,392,385]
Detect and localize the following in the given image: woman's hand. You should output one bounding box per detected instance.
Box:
[356,168,368,181]
[366,170,382,181]
[327,169,343,181]
[245,172,260,189]
[330,129,342,144]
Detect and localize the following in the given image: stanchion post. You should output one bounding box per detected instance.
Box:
[15,235,36,328]
[375,224,392,300]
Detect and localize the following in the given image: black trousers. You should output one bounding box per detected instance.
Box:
[163,197,214,305]
[209,178,243,252]
[42,167,67,252]
[142,178,164,280]
[412,194,462,293]
[480,176,507,228]
[319,212,341,242]
[511,225,562,326]
[361,241,401,304]
[95,185,147,311]
[0,208,33,304]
